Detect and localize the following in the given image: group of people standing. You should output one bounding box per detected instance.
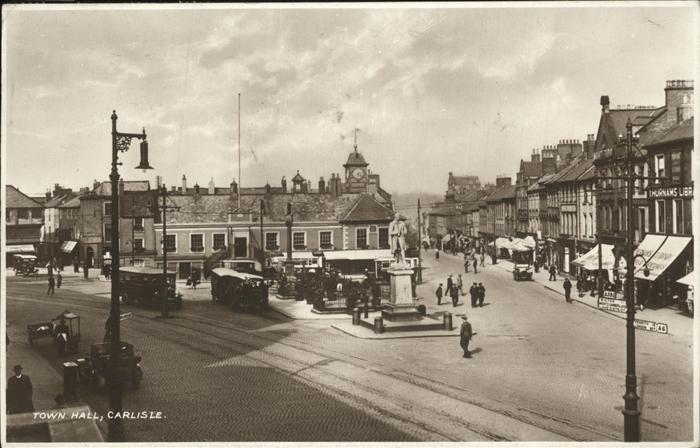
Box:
[468,283,486,307]
[435,273,464,307]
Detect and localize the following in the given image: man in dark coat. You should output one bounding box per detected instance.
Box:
[446,275,454,298]
[451,284,459,307]
[7,365,34,414]
[549,264,557,281]
[478,283,485,307]
[435,283,443,305]
[563,278,572,303]
[469,283,478,308]
[473,258,478,274]
[47,275,55,295]
[459,316,474,358]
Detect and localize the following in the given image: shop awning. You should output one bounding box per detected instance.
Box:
[322,249,392,261]
[6,244,35,254]
[676,271,695,287]
[60,241,78,253]
[495,237,512,250]
[627,235,692,281]
[571,244,617,270]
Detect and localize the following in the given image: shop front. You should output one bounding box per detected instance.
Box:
[624,234,693,308]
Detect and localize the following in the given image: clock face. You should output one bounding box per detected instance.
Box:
[352,168,364,179]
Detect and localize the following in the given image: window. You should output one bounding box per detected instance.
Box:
[671,151,682,184]
[265,232,279,251]
[134,238,144,253]
[655,155,665,184]
[190,234,204,252]
[319,231,333,249]
[292,232,306,250]
[378,227,389,249]
[356,228,368,249]
[164,234,176,253]
[612,207,619,232]
[104,223,112,237]
[656,200,666,233]
[104,202,112,216]
[683,151,692,185]
[133,217,144,231]
[673,199,683,235]
[213,233,226,250]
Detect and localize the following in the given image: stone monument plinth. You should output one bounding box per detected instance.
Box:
[381,264,421,321]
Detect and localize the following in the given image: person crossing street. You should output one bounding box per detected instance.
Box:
[469,282,478,308]
[435,283,443,305]
[478,283,485,307]
[459,316,474,358]
[563,278,572,303]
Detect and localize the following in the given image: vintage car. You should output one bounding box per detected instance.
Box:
[27,311,81,355]
[13,254,39,277]
[210,267,268,312]
[512,250,534,281]
[119,267,183,310]
[76,342,143,390]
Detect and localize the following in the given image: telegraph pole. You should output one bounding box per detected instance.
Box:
[157,184,179,319]
[417,198,422,283]
[260,199,265,265]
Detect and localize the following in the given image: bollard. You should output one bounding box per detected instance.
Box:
[443,312,453,331]
[63,361,79,401]
[374,316,384,334]
[352,307,360,325]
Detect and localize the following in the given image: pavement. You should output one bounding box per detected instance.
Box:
[5,325,105,442]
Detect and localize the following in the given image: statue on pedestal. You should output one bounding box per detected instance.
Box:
[389,213,408,266]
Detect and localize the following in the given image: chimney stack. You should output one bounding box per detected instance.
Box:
[182,174,187,191]
[600,95,610,113]
[318,176,326,193]
[229,178,238,206]
[155,175,163,190]
[45,190,51,201]
[194,183,200,195]
[281,176,287,193]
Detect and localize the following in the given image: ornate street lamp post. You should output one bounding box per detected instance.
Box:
[621,118,640,441]
[109,111,152,441]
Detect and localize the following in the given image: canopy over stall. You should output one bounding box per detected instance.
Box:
[571,244,617,270]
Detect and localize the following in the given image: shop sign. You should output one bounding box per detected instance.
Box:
[603,290,617,300]
[633,319,668,334]
[647,186,693,199]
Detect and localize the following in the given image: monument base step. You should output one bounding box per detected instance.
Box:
[381,303,422,321]
[359,317,445,333]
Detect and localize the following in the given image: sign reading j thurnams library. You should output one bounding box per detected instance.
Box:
[647,186,693,198]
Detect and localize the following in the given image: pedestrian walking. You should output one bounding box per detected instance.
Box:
[451,284,459,307]
[47,275,55,295]
[563,278,572,303]
[457,274,464,296]
[478,283,485,307]
[459,316,474,358]
[435,249,440,260]
[446,274,454,297]
[469,283,478,308]
[7,365,34,414]
[549,264,557,281]
[56,272,62,289]
[480,252,485,267]
[473,258,478,274]
[435,283,443,305]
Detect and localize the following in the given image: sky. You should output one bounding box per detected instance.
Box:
[2,3,697,197]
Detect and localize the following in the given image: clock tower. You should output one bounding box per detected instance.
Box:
[343,132,369,194]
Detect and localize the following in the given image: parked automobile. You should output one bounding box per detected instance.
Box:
[76,341,143,390]
[13,254,39,277]
[119,267,183,310]
[512,249,534,281]
[210,268,268,312]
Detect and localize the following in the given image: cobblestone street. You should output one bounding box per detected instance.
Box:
[5,252,693,442]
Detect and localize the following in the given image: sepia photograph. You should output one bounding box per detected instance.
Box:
[1,2,698,446]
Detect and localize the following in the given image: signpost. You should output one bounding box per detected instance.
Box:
[633,319,668,334]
